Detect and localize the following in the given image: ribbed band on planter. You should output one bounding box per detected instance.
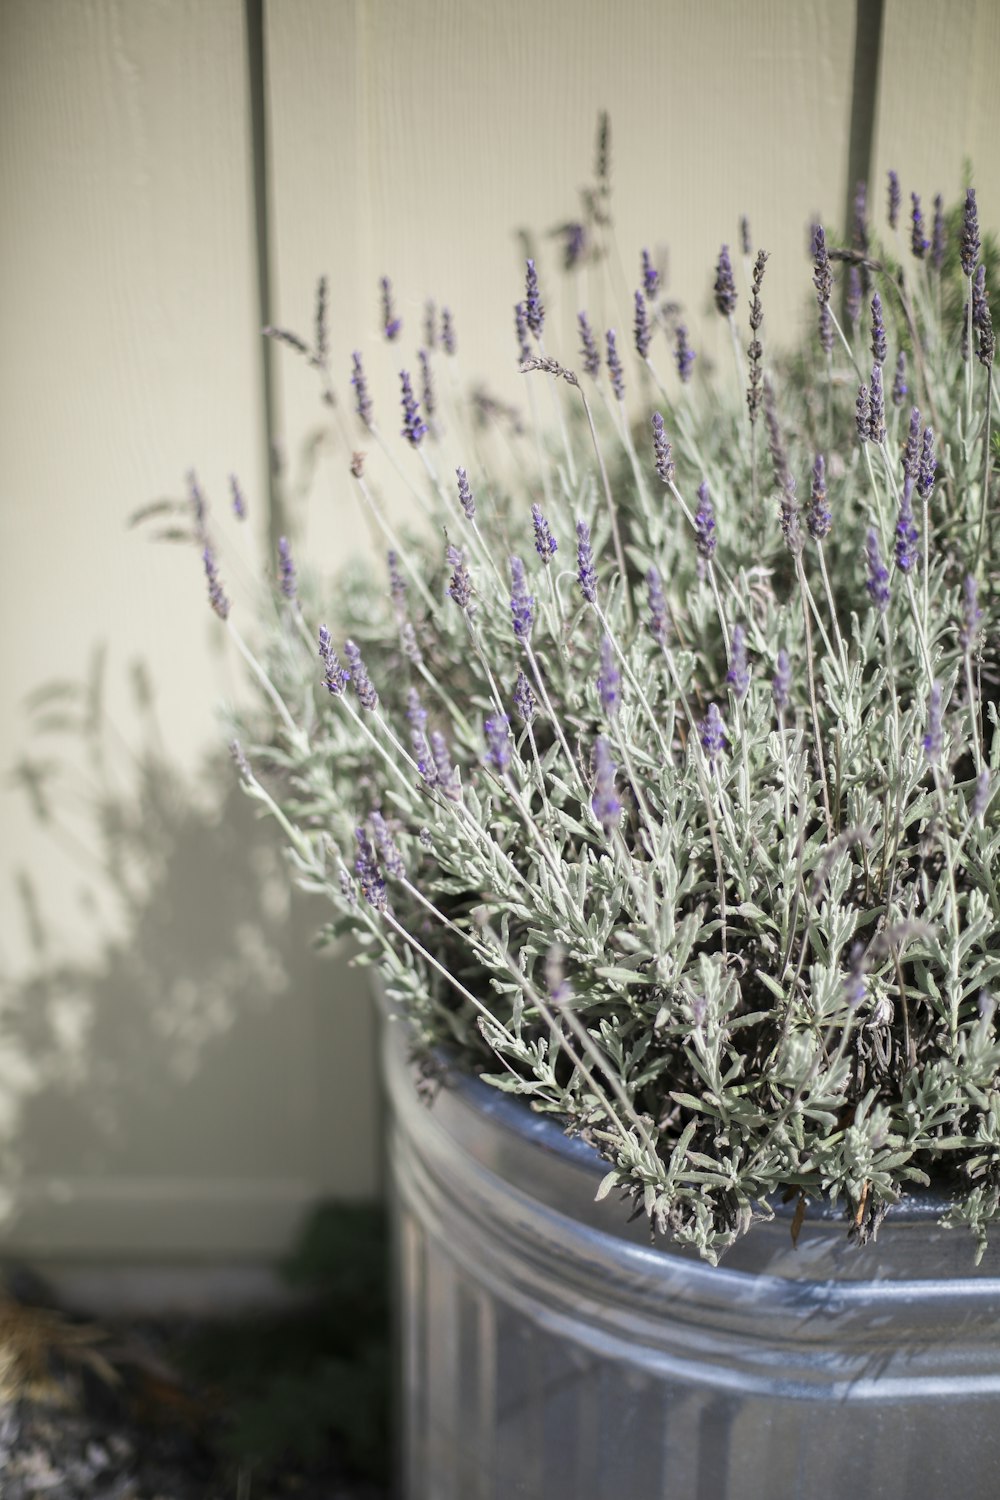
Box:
[382,1012,1000,1500]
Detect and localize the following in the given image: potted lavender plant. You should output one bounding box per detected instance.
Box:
[182,140,1000,1497]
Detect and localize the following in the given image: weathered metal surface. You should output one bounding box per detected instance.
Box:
[384,1017,1000,1499]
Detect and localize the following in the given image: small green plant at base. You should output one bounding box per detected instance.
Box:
[167,123,1000,1264]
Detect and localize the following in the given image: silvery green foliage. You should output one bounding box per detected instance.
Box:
[221,180,1000,1264]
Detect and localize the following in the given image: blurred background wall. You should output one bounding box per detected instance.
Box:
[1,0,998,1278]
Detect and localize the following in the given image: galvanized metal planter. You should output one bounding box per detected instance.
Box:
[384,1016,1000,1500]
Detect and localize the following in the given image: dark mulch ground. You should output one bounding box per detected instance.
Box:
[0,1205,390,1500]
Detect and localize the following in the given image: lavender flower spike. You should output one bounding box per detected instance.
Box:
[865,529,890,613]
[514,302,531,365]
[351,351,373,425]
[772,650,791,712]
[641,248,659,300]
[591,736,621,835]
[807,454,831,541]
[380,275,401,340]
[318,625,348,695]
[355,827,387,910]
[910,193,929,259]
[700,703,727,767]
[891,351,908,407]
[531,504,558,563]
[418,348,435,421]
[868,363,886,444]
[509,556,534,640]
[278,536,296,600]
[441,306,456,355]
[513,669,536,723]
[726,625,750,699]
[456,466,475,520]
[811,225,834,354]
[431,730,461,801]
[633,291,651,359]
[917,428,936,501]
[894,485,919,573]
[870,293,887,366]
[652,412,674,484]
[578,311,601,377]
[229,473,247,520]
[606,329,625,400]
[344,639,378,710]
[887,169,901,230]
[524,259,544,337]
[695,482,717,561]
[576,520,597,603]
[484,714,512,775]
[447,544,473,611]
[923,682,944,766]
[962,187,981,278]
[675,324,695,383]
[714,245,737,317]
[597,635,620,718]
[846,266,862,330]
[903,406,922,480]
[370,810,406,880]
[399,370,427,446]
[959,575,982,652]
[646,565,669,644]
[855,382,871,443]
[202,544,230,620]
[406,688,433,781]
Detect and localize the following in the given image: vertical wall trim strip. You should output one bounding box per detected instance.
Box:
[844,0,886,244]
[244,0,285,551]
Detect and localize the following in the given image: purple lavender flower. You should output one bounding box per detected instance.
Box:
[441,306,456,355]
[651,411,674,484]
[855,382,871,442]
[903,406,922,481]
[430,730,460,800]
[278,536,298,602]
[726,625,750,699]
[740,215,752,257]
[400,623,422,664]
[578,311,600,377]
[910,193,929,259]
[202,544,230,620]
[714,245,737,317]
[514,669,536,723]
[811,224,834,354]
[576,520,597,603]
[344,639,378,709]
[959,575,982,652]
[370,810,406,880]
[891,351,908,407]
[962,299,971,362]
[418,347,435,422]
[484,714,512,775]
[894,485,919,573]
[509,556,534,640]
[962,188,981,278]
[188,469,207,533]
[407,688,433,780]
[380,275,401,340]
[514,302,531,365]
[454,469,475,523]
[977,289,995,367]
[932,194,946,272]
[870,292,886,366]
[423,299,436,349]
[591,736,621,835]
[597,635,620,718]
[646,565,669,644]
[846,265,862,330]
[351,351,373,425]
[699,703,727,767]
[807,455,831,541]
[974,265,988,328]
[695,482,717,561]
[865,529,890,613]
[606,328,625,400]
[641,247,659,300]
[531,504,558,563]
[772,649,791,712]
[559,221,587,272]
[923,681,944,766]
[917,428,936,500]
[524,259,544,338]
[355,827,387,910]
[675,324,696,383]
[447,544,473,611]
[887,169,901,230]
[319,625,348,695]
[633,291,651,358]
[973,770,991,820]
[868,363,886,444]
[399,370,427,446]
[229,474,247,520]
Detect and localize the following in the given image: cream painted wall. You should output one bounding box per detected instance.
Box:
[1,0,998,1262]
